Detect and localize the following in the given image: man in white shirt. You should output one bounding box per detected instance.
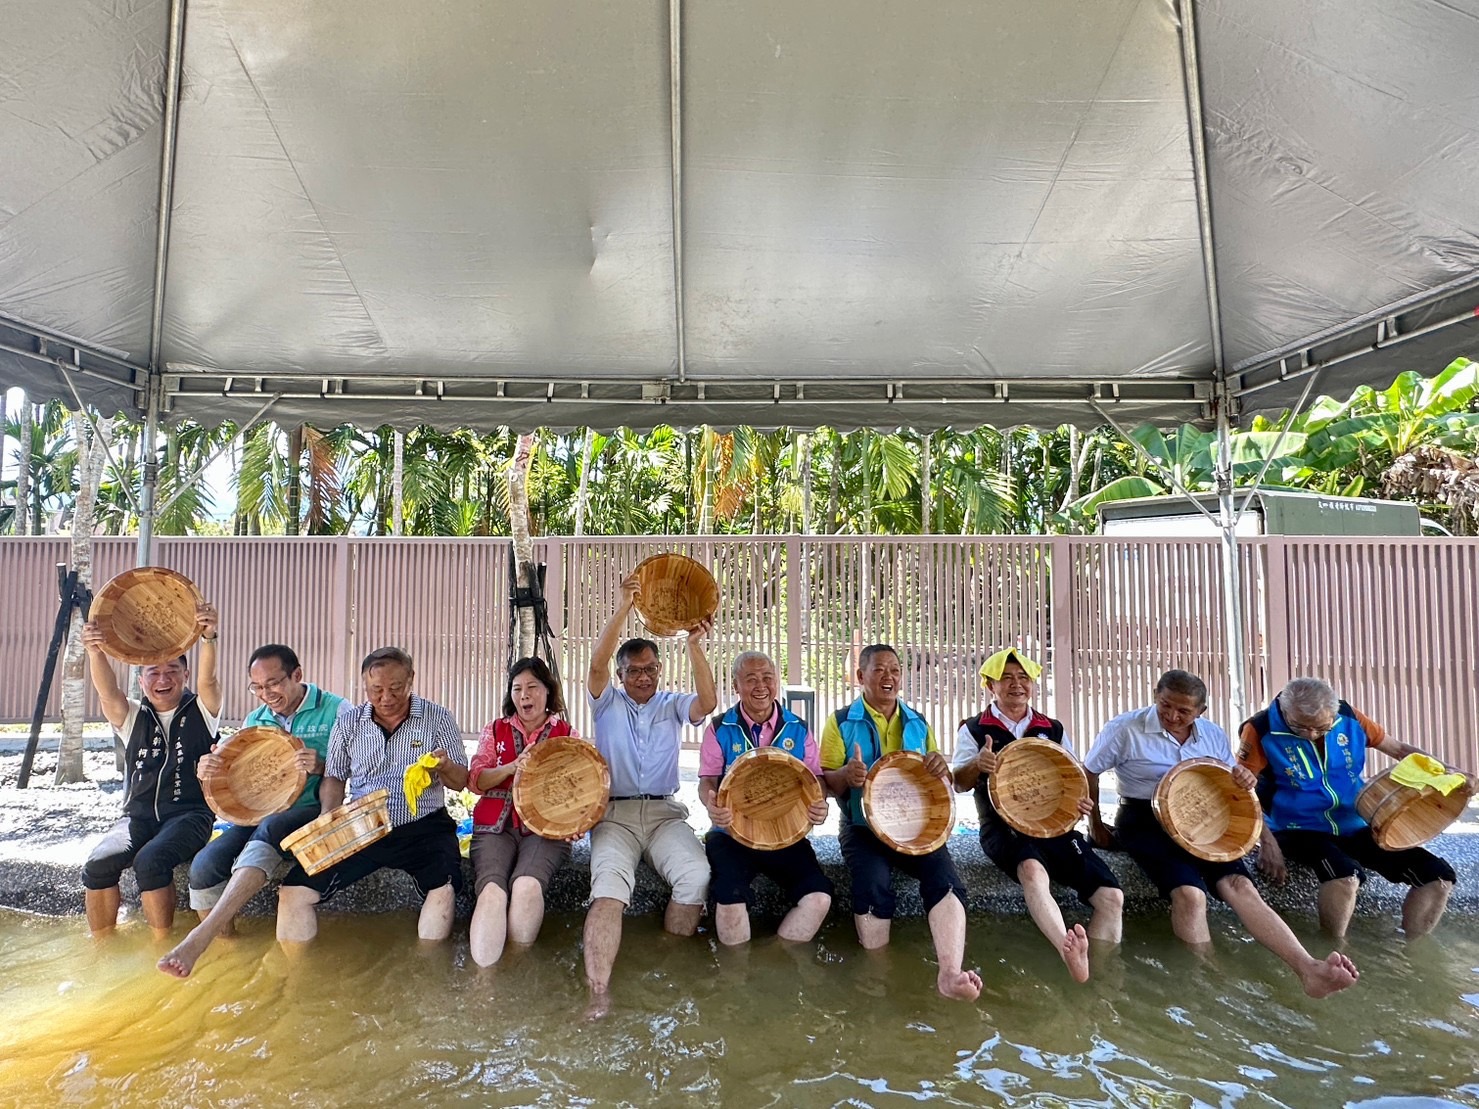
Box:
[1084,669,1358,999]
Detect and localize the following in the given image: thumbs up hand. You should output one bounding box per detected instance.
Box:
[844,743,868,789]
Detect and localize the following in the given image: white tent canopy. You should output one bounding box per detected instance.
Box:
[2,0,1478,433]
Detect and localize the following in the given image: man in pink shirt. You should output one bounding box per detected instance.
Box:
[698,651,833,945]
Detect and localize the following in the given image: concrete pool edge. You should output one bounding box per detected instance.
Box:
[4,828,1475,925]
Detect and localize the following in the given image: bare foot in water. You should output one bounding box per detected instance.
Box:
[1299,951,1359,998]
[937,968,983,1001]
[583,989,612,1022]
[1061,924,1091,984]
[157,930,212,979]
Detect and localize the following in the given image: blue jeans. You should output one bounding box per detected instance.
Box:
[188,806,320,910]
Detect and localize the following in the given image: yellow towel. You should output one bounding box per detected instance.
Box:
[979,647,1043,684]
[403,753,442,816]
[1389,753,1467,797]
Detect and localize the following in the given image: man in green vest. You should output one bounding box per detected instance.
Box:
[821,643,981,1001]
[158,643,349,977]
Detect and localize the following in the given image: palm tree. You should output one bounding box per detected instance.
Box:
[58,407,109,783]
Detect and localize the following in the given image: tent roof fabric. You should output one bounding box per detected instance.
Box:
[2,0,1477,432]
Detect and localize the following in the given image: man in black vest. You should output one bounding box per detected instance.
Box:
[951,648,1122,982]
[81,601,223,936]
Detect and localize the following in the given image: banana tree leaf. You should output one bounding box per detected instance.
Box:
[1067,475,1165,516]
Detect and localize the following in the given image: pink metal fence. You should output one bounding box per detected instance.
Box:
[3,535,1476,769]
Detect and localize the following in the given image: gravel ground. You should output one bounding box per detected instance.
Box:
[3,746,1475,923]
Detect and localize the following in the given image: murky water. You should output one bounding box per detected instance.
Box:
[2,908,1477,1107]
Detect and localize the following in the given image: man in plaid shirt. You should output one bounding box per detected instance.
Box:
[277,647,469,945]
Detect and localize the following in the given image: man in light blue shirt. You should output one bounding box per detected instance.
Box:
[1084,670,1358,999]
[583,571,717,1015]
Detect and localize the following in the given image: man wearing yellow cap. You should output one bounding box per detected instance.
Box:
[951,648,1122,983]
[1238,676,1461,938]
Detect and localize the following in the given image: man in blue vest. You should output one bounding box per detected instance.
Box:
[80,601,222,937]
[159,643,351,977]
[1239,676,1462,938]
[698,650,832,945]
[820,643,981,1001]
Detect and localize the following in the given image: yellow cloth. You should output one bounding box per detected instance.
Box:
[1389,753,1467,797]
[403,753,442,816]
[979,647,1043,685]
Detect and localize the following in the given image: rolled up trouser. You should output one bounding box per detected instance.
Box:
[188,807,320,911]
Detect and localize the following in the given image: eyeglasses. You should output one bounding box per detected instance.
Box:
[1286,717,1334,738]
[247,675,290,696]
[620,664,661,678]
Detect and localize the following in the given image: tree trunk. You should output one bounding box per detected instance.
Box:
[16,396,32,536]
[797,433,812,535]
[285,425,304,535]
[861,429,873,535]
[920,431,932,535]
[57,409,108,784]
[574,427,595,537]
[824,437,840,535]
[392,429,405,536]
[508,433,538,657]
[698,428,715,535]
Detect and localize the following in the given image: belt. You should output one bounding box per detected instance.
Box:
[610,793,673,801]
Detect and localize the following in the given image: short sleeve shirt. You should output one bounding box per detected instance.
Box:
[588,684,698,796]
[819,700,938,771]
[325,695,469,826]
[698,703,822,777]
[949,702,1069,771]
[1083,704,1233,800]
[120,698,222,744]
[1238,706,1387,776]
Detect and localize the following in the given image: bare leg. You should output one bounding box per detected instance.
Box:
[1087,885,1124,945]
[85,887,122,935]
[1169,886,1212,948]
[276,885,321,945]
[583,897,625,1015]
[855,912,890,950]
[777,892,831,944]
[663,900,703,937]
[1317,876,1359,937]
[715,903,751,946]
[159,865,270,978]
[140,887,177,937]
[1401,880,1453,937]
[927,893,983,1001]
[1217,875,1359,998]
[417,883,455,941]
[1018,860,1087,982]
[470,885,510,967]
[506,876,547,946]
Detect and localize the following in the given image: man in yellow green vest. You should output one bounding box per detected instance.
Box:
[821,643,981,1001]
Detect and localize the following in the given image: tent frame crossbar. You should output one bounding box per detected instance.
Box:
[1231,273,1479,400]
[159,372,1213,412]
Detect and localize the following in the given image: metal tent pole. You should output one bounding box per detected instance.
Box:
[135,379,159,568]
[1178,0,1245,727]
[1214,398,1247,729]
